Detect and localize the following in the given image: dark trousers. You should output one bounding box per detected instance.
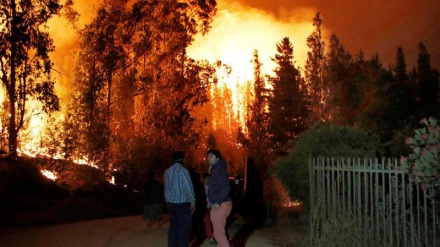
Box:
[167,202,192,247]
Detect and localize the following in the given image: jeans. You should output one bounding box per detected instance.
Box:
[167,202,192,247]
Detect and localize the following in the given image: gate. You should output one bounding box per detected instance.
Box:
[309,157,439,247]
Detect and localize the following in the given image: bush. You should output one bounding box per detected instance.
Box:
[273,124,378,211]
[400,117,440,197]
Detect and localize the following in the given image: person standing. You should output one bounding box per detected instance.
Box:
[164,151,196,247]
[207,149,232,247]
[142,170,164,228]
[203,173,216,245]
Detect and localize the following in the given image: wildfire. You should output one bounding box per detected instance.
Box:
[188,1,318,128]
[1,0,325,181]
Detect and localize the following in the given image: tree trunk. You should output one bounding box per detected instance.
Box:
[8,0,18,158]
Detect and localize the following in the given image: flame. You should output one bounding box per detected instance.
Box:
[41,169,57,180]
[0,0,327,181]
[188,1,320,129]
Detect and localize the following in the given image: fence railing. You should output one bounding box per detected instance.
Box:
[309,157,439,247]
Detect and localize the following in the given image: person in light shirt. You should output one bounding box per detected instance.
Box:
[164,151,195,247]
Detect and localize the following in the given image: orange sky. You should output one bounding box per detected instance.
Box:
[235,0,440,70]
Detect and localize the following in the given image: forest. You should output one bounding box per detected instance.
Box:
[0,0,439,193]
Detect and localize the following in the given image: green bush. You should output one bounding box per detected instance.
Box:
[273,124,378,210]
[400,117,440,197]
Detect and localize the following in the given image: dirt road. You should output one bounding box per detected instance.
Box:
[0,215,278,247]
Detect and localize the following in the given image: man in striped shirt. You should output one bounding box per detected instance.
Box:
[164,151,195,247]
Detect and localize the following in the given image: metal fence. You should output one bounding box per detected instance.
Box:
[309,157,439,247]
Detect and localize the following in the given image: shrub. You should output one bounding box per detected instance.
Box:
[273,124,378,211]
[400,117,440,197]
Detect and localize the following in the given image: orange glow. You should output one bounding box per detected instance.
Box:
[188,1,321,128]
[0,0,327,176]
[41,169,57,180]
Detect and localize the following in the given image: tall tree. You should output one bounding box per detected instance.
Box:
[416,43,440,119]
[131,0,217,146]
[304,12,325,124]
[268,37,308,154]
[0,0,61,158]
[324,34,354,125]
[72,2,127,173]
[239,50,270,175]
[385,47,416,128]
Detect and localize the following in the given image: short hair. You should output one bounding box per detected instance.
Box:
[172,151,185,163]
[206,149,222,159]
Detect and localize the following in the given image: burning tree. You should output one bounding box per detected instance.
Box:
[0,0,61,158]
[65,0,218,184]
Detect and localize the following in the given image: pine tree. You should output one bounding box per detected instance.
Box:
[324,34,354,125]
[416,43,440,119]
[387,47,416,126]
[305,12,325,124]
[268,37,308,154]
[243,50,270,175]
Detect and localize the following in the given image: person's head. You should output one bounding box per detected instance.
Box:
[147,170,155,181]
[206,149,221,166]
[172,151,185,164]
[203,173,210,185]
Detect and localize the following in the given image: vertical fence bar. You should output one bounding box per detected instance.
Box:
[348,158,352,214]
[375,158,380,240]
[410,183,415,247]
[381,158,387,242]
[356,158,361,226]
[309,156,314,226]
[394,159,400,247]
[326,158,330,218]
[369,159,375,240]
[417,184,421,244]
[364,158,368,234]
[388,158,393,246]
[336,158,341,218]
[434,198,437,247]
[342,158,346,216]
[423,189,428,246]
[402,170,407,247]
[331,158,336,218]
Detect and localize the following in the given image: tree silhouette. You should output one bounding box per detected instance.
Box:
[0,0,61,158]
[268,37,309,154]
[305,12,326,123]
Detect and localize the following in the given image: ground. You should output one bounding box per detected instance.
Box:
[0,214,307,247]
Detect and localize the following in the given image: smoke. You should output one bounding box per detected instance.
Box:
[187,0,325,81]
[47,0,104,102]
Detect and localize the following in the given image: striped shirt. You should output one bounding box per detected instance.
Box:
[164,163,195,205]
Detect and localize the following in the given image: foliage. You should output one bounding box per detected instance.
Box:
[416,43,440,119]
[304,12,325,123]
[238,50,271,176]
[303,206,392,247]
[268,37,309,154]
[0,0,61,157]
[400,117,440,197]
[273,124,378,209]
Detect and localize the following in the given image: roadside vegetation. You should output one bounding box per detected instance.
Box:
[0,157,142,234]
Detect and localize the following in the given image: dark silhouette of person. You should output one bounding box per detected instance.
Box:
[142,170,165,228]
[188,168,207,246]
[230,158,265,247]
[242,158,266,227]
